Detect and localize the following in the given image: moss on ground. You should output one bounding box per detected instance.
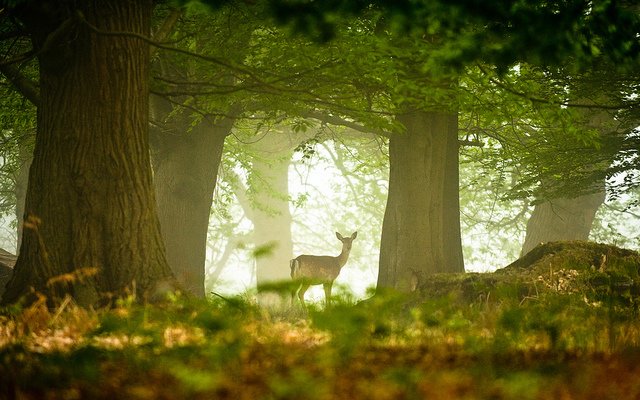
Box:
[417,241,640,305]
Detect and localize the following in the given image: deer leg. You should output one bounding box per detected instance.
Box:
[291,282,300,306]
[297,283,310,306]
[323,282,333,306]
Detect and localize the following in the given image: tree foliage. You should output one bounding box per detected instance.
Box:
[261,0,640,71]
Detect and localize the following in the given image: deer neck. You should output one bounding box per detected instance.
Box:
[336,247,351,268]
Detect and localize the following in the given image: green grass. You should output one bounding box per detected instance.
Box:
[3,241,638,398]
[2,270,640,400]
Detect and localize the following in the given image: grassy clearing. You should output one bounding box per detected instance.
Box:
[1,241,640,399]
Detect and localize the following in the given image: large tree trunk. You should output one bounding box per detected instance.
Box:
[520,189,606,255]
[378,110,464,291]
[2,0,174,305]
[152,108,232,298]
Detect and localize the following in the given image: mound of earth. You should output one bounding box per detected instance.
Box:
[499,240,640,277]
[418,241,640,302]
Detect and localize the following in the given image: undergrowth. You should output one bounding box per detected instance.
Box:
[1,271,640,400]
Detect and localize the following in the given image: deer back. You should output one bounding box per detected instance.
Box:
[291,254,342,284]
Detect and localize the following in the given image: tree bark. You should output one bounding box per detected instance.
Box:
[2,0,175,305]
[520,96,614,256]
[378,110,464,291]
[520,189,606,255]
[151,105,233,298]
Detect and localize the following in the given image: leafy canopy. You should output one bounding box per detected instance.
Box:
[197,0,640,72]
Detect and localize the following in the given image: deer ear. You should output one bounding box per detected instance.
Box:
[336,232,343,240]
[351,231,358,239]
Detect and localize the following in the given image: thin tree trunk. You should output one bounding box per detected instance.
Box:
[15,134,33,253]
[231,132,298,303]
[3,0,174,305]
[251,155,294,286]
[378,110,464,291]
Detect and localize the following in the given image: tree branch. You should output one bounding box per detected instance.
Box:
[76,11,267,83]
[477,64,630,110]
[0,63,39,106]
[302,110,391,138]
[150,7,182,59]
[225,169,255,221]
[459,139,483,147]
[78,11,383,119]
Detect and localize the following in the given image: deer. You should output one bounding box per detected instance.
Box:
[290,231,358,306]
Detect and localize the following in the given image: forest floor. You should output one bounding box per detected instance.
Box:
[2,241,640,399]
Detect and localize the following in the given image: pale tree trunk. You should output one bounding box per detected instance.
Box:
[233,132,298,288]
[232,130,305,304]
[520,105,614,256]
[378,110,464,291]
[3,0,175,305]
[251,154,294,286]
[521,189,606,255]
[151,97,233,298]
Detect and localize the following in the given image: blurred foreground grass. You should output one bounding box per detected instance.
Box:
[2,242,640,399]
[1,288,640,399]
